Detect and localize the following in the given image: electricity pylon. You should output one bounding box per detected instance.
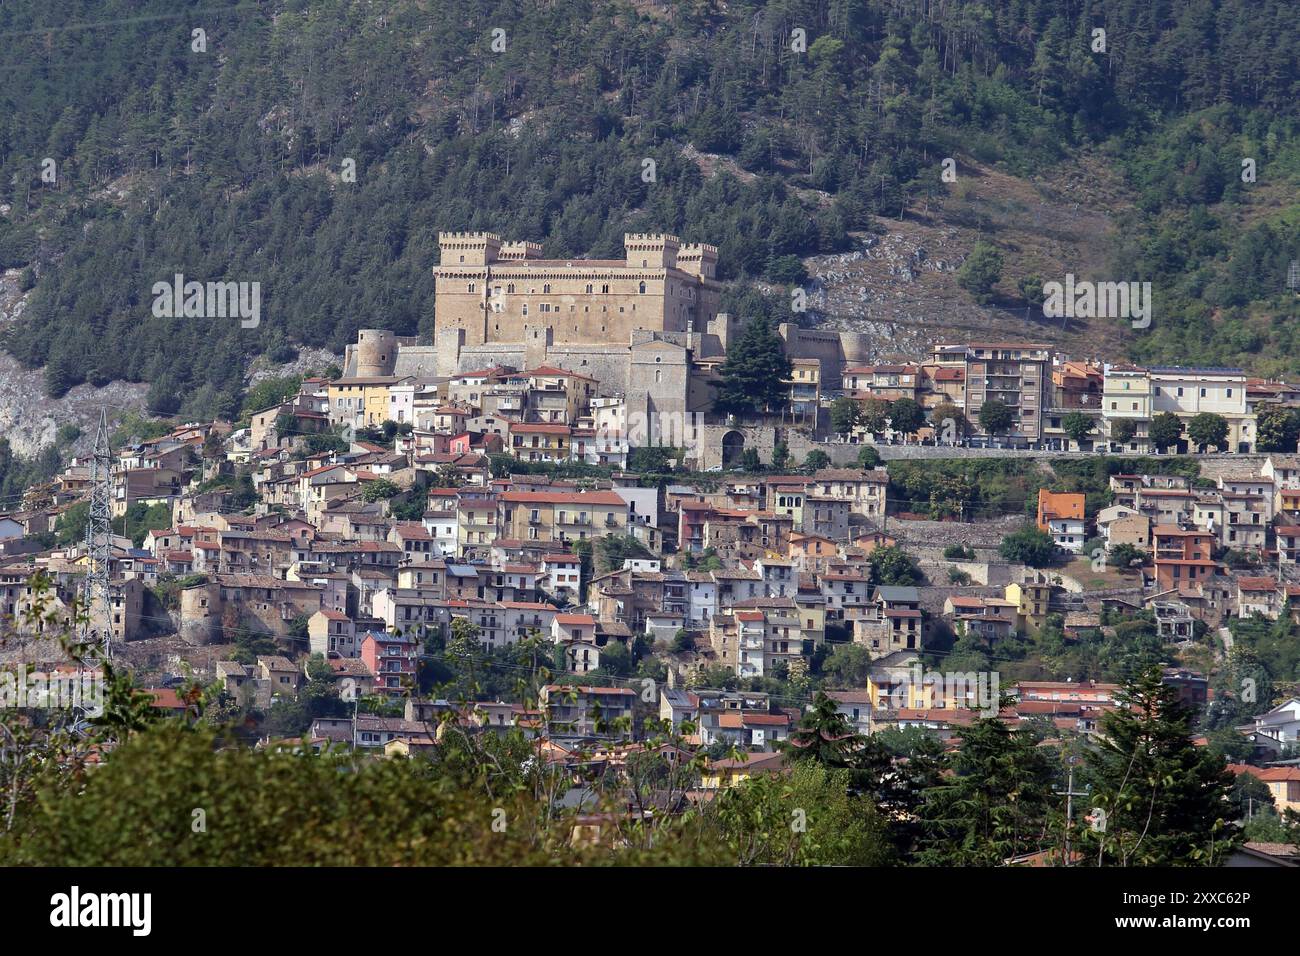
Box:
[80,408,113,662]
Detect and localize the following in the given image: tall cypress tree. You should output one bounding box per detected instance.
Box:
[714,317,792,415]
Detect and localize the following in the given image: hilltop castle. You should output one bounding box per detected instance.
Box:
[341,232,872,450]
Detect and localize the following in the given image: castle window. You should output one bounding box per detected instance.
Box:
[467,283,475,293]
[522,305,528,315]
[508,283,515,293]
[638,281,646,294]
[543,284,551,293]
[601,284,609,294]
[586,284,593,294]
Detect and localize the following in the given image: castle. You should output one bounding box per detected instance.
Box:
[342,232,872,453]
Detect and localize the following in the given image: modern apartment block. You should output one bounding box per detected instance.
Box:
[962,343,1052,443]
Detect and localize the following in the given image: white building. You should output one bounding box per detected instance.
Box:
[1149,366,1253,452]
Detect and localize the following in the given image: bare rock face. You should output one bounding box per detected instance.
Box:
[0,268,150,458]
[246,346,342,387]
[0,350,149,458]
[797,154,1133,365]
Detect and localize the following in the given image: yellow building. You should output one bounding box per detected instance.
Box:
[784,358,821,424]
[699,751,786,789]
[1006,571,1055,634]
[327,376,408,429]
[866,665,939,711]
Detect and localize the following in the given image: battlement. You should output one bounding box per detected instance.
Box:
[499,241,544,261]
[676,242,719,278]
[438,231,502,242]
[679,242,719,256]
[624,233,681,270]
[624,233,681,245]
[438,232,502,266]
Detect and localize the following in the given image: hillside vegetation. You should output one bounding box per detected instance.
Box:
[1,0,1298,420]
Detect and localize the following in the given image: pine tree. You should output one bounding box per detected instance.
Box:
[1083,667,1238,866]
[917,717,1056,865]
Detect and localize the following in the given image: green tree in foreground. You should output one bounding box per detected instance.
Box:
[930,402,966,442]
[857,445,881,468]
[1061,411,1094,446]
[917,717,1056,865]
[1256,405,1300,453]
[977,399,1014,436]
[803,450,831,472]
[1149,412,1183,451]
[1109,543,1147,569]
[709,762,896,866]
[1109,418,1138,447]
[889,398,924,437]
[957,241,1004,304]
[1083,667,1238,866]
[869,544,922,585]
[1187,412,1230,452]
[830,396,859,435]
[858,398,891,437]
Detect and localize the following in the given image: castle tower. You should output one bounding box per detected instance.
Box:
[624,234,680,270]
[677,242,719,279]
[438,232,502,266]
[355,329,397,377]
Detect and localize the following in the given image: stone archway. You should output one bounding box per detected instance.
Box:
[721,430,745,468]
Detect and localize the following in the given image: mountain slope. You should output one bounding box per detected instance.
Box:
[0,0,1297,425]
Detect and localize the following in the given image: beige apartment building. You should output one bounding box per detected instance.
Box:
[841,364,920,402]
[785,358,821,425]
[1149,366,1253,452]
[1102,364,1153,453]
[497,490,629,544]
[962,343,1052,443]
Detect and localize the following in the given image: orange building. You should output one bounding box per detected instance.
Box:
[1036,490,1087,553]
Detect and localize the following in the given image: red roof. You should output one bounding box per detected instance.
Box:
[555,614,595,626]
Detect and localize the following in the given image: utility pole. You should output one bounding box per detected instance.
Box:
[80,408,113,664]
[1055,753,1090,866]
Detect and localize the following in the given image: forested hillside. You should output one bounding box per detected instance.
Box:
[1,0,1297,420]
